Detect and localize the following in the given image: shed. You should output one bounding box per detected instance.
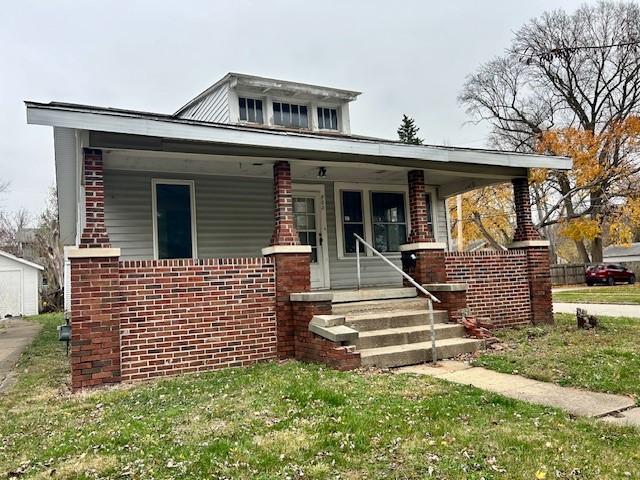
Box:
[0,250,44,317]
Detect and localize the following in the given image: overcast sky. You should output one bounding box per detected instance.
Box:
[0,0,587,218]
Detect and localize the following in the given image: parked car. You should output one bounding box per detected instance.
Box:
[585,264,636,286]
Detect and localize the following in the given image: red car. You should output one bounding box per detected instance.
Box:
[585,264,636,286]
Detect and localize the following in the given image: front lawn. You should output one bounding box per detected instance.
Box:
[1,314,639,479]
[474,314,640,402]
[553,284,640,304]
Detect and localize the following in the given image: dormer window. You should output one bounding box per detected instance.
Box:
[317,107,338,130]
[273,102,309,128]
[238,97,264,124]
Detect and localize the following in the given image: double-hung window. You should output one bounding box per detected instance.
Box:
[317,107,338,130]
[273,102,309,128]
[238,97,264,124]
[371,192,407,252]
[153,180,197,259]
[341,191,364,254]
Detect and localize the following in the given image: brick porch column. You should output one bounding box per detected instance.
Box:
[67,148,122,390]
[262,161,312,359]
[509,177,553,325]
[400,170,447,286]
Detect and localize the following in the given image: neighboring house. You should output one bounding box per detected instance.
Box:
[603,243,640,263]
[0,250,43,317]
[26,73,571,390]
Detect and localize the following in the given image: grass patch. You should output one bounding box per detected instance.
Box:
[554,284,640,304]
[1,313,639,479]
[474,314,640,403]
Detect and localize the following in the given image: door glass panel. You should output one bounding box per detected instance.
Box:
[294,196,319,264]
[156,183,193,259]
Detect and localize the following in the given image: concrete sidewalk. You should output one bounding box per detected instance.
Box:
[398,361,640,427]
[0,317,41,393]
[553,302,640,318]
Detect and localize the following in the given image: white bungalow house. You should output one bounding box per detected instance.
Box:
[26,73,571,390]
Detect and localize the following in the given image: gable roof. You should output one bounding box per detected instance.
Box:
[0,250,44,270]
[603,242,640,258]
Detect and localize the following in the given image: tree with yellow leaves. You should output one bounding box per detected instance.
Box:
[460,2,640,262]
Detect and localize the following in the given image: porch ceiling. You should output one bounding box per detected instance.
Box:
[104,149,522,196]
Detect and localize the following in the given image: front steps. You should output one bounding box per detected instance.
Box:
[331,287,482,368]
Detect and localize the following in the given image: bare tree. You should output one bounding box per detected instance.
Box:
[0,208,31,257]
[34,188,63,300]
[460,1,640,262]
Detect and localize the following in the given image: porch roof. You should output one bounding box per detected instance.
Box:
[25,101,572,172]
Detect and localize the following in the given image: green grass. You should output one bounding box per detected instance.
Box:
[1,313,639,479]
[474,314,640,402]
[554,284,640,304]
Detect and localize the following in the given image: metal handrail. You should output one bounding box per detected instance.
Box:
[353,233,440,363]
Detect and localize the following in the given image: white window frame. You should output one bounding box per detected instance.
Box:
[334,182,410,260]
[271,99,311,129]
[316,105,340,131]
[237,95,265,125]
[425,186,439,240]
[151,179,198,260]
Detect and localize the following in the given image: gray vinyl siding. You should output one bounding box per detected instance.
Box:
[178,83,230,123]
[103,170,449,289]
[53,127,78,245]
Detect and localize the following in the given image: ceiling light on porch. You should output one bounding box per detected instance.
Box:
[317,167,327,178]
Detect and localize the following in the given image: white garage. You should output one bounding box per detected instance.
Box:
[0,250,43,318]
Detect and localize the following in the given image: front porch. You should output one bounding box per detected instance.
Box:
[65,145,553,389]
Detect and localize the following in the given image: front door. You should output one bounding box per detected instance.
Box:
[293,187,330,289]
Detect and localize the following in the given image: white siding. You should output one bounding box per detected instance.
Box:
[178,83,230,123]
[103,170,449,289]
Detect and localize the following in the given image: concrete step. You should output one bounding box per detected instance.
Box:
[344,309,448,332]
[359,338,483,368]
[332,287,417,304]
[332,297,430,315]
[354,323,465,350]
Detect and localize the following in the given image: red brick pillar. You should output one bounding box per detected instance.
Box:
[263,161,312,358]
[80,149,111,248]
[509,177,553,325]
[401,170,447,286]
[68,148,123,390]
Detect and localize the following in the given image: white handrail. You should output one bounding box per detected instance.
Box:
[353,233,440,364]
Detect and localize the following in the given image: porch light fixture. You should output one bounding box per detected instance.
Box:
[317,167,327,178]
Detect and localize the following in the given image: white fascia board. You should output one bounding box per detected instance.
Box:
[26,105,572,170]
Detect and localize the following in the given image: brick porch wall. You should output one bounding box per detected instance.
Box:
[445,251,531,327]
[117,258,277,382]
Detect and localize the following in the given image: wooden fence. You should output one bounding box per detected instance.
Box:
[550,263,588,286]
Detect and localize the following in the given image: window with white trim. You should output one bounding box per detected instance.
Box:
[238,97,264,124]
[425,192,434,234]
[336,184,409,257]
[153,180,197,259]
[371,192,407,252]
[273,102,309,128]
[317,107,338,130]
[341,191,364,254]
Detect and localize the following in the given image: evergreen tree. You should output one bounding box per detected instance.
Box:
[397,114,424,144]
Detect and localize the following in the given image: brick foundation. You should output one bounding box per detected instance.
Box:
[70,255,121,390]
[445,251,531,328]
[437,289,468,324]
[269,253,311,359]
[291,298,361,370]
[524,247,553,325]
[403,249,448,286]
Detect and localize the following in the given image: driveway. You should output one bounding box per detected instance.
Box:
[0,317,42,393]
[553,302,640,318]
